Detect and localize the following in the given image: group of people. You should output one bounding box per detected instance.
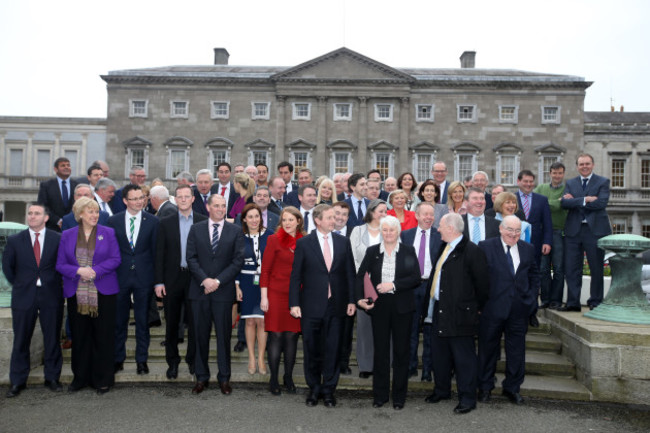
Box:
[4,154,612,413]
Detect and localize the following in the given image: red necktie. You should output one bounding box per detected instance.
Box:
[221,186,226,196]
[34,232,41,267]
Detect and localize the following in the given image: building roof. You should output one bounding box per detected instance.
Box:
[584,112,650,124]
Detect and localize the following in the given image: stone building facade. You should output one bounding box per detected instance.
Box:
[0,116,106,222]
[101,48,590,188]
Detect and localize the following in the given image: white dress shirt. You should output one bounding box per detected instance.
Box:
[412,226,433,278]
[124,210,142,247]
[29,228,45,286]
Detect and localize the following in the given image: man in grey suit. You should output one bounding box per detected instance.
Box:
[187,194,244,395]
[560,153,612,311]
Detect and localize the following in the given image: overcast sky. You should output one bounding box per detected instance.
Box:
[1,0,648,118]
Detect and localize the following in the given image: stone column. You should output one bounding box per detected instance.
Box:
[630,142,639,189]
[81,133,88,176]
[357,97,368,174]
[26,133,34,188]
[275,96,286,165]
[316,97,328,177]
[398,97,410,174]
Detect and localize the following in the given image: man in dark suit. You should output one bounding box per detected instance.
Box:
[267,176,286,215]
[234,186,279,230]
[186,193,244,395]
[431,162,449,204]
[560,153,612,311]
[400,202,442,382]
[472,171,493,210]
[516,170,552,266]
[75,160,109,185]
[61,184,110,230]
[277,161,298,200]
[289,204,356,408]
[212,162,238,215]
[112,166,147,214]
[108,184,159,375]
[366,170,388,201]
[94,177,119,216]
[192,169,213,217]
[285,168,313,208]
[37,157,78,231]
[344,173,370,231]
[462,187,500,243]
[149,185,177,219]
[478,215,540,405]
[423,213,489,414]
[2,203,64,397]
[154,185,207,379]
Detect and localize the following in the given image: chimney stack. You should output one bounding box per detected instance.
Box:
[460,51,476,68]
[620,105,624,112]
[214,48,230,65]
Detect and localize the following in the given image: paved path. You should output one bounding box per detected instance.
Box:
[1,383,649,433]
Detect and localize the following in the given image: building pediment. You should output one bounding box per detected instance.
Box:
[493,142,522,153]
[164,136,193,147]
[534,143,566,154]
[205,137,234,148]
[245,138,275,149]
[452,141,481,153]
[368,140,398,152]
[272,48,415,84]
[409,141,440,153]
[122,136,152,148]
[286,138,316,150]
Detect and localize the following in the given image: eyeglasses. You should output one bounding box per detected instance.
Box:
[432,170,447,173]
[127,196,145,202]
[504,227,522,234]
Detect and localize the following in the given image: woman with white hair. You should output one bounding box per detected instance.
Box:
[355,215,421,410]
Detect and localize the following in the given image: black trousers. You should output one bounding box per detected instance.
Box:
[192,300,231,383]
[10,289,63,386]
[163,269,195,367]
[338,314,355,369]
[300,302,342,396]
[68,293,116,389]
[371,297,412,405]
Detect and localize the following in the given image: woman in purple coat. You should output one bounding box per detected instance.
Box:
[56,197,121,394]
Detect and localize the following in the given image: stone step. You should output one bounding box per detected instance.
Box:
[25,361,591,401]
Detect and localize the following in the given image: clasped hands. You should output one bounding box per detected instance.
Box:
[202,278,220,294]
[77,266,96,283]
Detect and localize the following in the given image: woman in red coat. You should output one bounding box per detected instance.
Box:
[260,206,304,396]
[387,189,418,231]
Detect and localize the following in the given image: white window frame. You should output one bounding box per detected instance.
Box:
[292,102,312,121]
[611,158,627,188]
[330,152,353,178]
[412,153,435,182]
[496,154,520,186]
[208,149,231,178]
[125,148,149,178]
[541,105,561,124]
[538,154,561,184]
[415,104,435,123]
[499,105,519,124]
[34,147,52,178]
[166,148,190,180]
[251,102,271,120]
[129,99,149,118]
[211,101,230,119]
[290,151,313,176]
[457,104,477,123]
[7,146,25,178]
[333,103,352,121]
[454,153,477,181]
[248,150,271,169]
[374,104,394,122]
[641,158,650,189]
[170,100,189,119]
[372,152,394,179]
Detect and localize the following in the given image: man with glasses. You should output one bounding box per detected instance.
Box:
[112,166,147,213]
[431,162,449,204]
[108,184,159,376]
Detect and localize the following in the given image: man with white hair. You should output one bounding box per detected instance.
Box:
[176,171,194,187]
[150,185,177,219]
[244,165,259,184]
[472,171,493,209]
[192,169,213,217]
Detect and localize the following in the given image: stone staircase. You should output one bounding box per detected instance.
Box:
[28,313,592,400]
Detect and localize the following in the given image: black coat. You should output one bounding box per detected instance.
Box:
[422,235,489,337]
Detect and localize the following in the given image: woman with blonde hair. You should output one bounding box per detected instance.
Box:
[229,173,255,219]
[446,181,468,215]
[317,177,338,205]
[493,192,532,242]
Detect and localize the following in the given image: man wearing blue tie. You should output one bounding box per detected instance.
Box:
[344,173,369,231]
[560,153,612,311]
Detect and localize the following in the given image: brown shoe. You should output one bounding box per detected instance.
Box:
[61,339,72,350]
[218,381,232,395]
[192,381,209,394]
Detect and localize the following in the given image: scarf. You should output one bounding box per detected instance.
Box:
[75,224,99,317]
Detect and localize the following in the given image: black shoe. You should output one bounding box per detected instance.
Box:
[96,387,110,395]
[477,389,491,402]
[588,304,599,311]
[67,383,85,393]
[114,362,124,373]
[269,380,281,396]
[166,363,179,379]
[137,362,149,375]
[408,367,418,378]
[283,376,297,394]
[160,340,166,346]
[454,403,476,414]
[372,399,388,408]
[529,314,540,328]
[306,392,318,407]
[558,305,581,312]
[548,302,562,310]
[425,393,450,403]
[6,384,26,398]
[44,380,62,392]
[323,393,336,408]
[539,302,550,309]
[359,371,373,379]
[340,366,352,375]
[188,363,195,375]
[233,341,246,352]
[502,389,524,405]
[421,371,432,382]
[393,403,404,410]
[149,320,162,328]
[178,338,184,343]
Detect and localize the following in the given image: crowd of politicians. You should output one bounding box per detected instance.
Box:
[3,154,611,413]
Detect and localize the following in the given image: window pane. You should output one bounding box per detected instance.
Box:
[37,149,51,176]
[254,103,267,117]
[417,105,433,120]
[9,149,23,176]
[541,156,559,184]
[611,217,626,234]
[642,221,650,238]
[336,104,350,118]
[500,106,515,120]
[132,100,146,115]
[375,153,390,179]
[170,150,186,178]
[334,153,349,173]
[611,159,625,188]
[415,154,431,181]
[253,151,267,166]
[130,149,145,167]
[459,106,474,120]
[213,102,228,117]
[295,104,309,117]
[211,151,227,177]
[64,150,78,176]
[499,155,516,185]
[543,106,558,122]
[377,105,391,118]
[292,152,308,180]
[642,160,650,188]
[458,155,474,180]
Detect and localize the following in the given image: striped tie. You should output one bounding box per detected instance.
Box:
[522,194,530,220]
[472,217,481,244]
[129,217,136,250]
[211,223,220,253]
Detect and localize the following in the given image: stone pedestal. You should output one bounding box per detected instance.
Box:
[544,308,650,404]
[0,308,44,384]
